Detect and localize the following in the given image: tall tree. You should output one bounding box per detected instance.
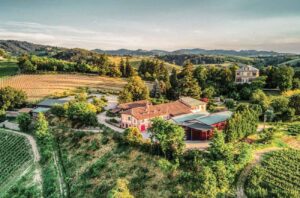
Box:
[125,57,135,77]
[0,86,27,110]
[118,76,149,103]
[179,62,201,98]
[119,58,126,77]
[275,66,294,91]
[35,113,49,138]
[167,68,180,100]
[289,94,300,115]
[149,118,185,159]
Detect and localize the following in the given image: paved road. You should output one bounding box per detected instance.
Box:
[97,111,124,133]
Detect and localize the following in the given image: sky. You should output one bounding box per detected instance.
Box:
[0,0,300,53]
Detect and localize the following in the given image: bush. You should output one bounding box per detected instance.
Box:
[123,127,143,145]
[106,110,117,117]
[224,99,235,109]
[17,113,32,132]
[0,109,6,122]
[51,104,66,117]
[67,101,98,127]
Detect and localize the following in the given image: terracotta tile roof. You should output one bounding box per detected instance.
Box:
[117,100,149,110]
[122,101,192,120]
[179,97,206,107]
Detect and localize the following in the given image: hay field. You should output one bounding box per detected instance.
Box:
[0,74,127,101]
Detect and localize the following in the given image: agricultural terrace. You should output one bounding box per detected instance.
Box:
[0,129,34,192]
[0,74,127,101]
[246,149,300,198]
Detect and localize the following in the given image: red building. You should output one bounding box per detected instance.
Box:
[171,111,232,140]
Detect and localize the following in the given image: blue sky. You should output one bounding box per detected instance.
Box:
[0,0,300,53]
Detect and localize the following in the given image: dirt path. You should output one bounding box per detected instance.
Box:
[236,147,282,198]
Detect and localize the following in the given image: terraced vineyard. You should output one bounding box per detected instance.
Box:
[0,129,34,192]
[246,149,300,198]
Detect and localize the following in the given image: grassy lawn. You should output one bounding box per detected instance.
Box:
[0,59,18,78]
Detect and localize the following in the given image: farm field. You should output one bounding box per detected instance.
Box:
[246,149,300,198]
[0,59,18,78]
[0,129,34,194]
[0,74,127,101]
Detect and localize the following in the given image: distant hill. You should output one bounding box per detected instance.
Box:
[93,48,284,57]
[0,40,64,56]
[0,40,288,57]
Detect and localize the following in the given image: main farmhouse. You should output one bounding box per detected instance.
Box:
[116,97,232,140]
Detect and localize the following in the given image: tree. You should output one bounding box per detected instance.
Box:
[151,79,162,98]
[250,89,270,112]
[18,55,37,73]
[213,161,230,194]
[0,86,27,110]
[292,78,300,90]
[149,118,185,159]
[202,86,215,99]
[125,58,135,77]
[108,179,134,198]
[123,127,143,145]
[225,108,259,142]
[209,131,233,161]
[17,113,32,132]
[179,62,201,99]
[193,66,207,87]
[289,94,300,115]
[274,66,294,91]
[224,99,235,109]
[167,69,180,100]
[119,58,126,77]
[197,166,218,198]
[92,97,107,113]
[67,101,98,126]
[51,104,66,117]
[118,76,149,103]
[271,96,289,113]
[35,113,49,138]
[108,63,121,77]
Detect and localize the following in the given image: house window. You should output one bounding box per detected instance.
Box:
[128,117,131,121]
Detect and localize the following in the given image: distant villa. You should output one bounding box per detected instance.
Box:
[235,65,259,84]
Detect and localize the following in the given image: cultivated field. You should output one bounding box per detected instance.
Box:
[0,74,127,101]
[246,149,300,197]
[0,129,33,193]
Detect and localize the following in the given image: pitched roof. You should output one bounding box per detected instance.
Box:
[122,101,191,120]
[196,111,233,125]
[172,112,209,124]
[37,99,68,107]
[117,100,149,110]
[186,122,213,131]
[237,65,259,72]
[179,97,206,107]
